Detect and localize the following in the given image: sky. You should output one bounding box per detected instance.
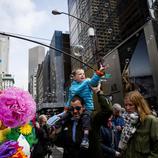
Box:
[0,0,69,90]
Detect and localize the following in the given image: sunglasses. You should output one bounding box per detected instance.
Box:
[70,106,82,111]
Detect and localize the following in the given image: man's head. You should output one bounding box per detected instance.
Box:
[70,95,85,119]
[113,103,124,116]
[39,114,47,126]
[72,68,85,82]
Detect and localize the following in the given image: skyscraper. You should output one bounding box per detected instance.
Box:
[68,0,120,70]
[118,0,150,40]
[49,31,71,106]
[28,46,45,97]
[0,35,9,74]
[36,31,71,112]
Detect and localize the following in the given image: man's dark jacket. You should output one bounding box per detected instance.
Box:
[55,91,112,158]
[54,114,89,158]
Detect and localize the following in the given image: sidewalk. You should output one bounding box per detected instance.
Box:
[45,146,63,158]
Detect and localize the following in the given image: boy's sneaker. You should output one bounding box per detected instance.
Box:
[80,138,89,149]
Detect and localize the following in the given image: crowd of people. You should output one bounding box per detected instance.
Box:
[30,65,158,158]
[32,88,158,158]
[1,65,158,158]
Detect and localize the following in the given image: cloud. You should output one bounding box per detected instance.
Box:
[0,0,49,34]
[0,0,69,90]
[0,0,50,90]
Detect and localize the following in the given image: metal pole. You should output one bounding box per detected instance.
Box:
[0,32,96,71]
[52,10,93,27]
[60,12,93,27]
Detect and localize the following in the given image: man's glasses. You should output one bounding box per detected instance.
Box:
[70,106,82,111]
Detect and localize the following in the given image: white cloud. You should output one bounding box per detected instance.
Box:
[0,0,49,34]
[0,0,69,90]
[0,0,52,90]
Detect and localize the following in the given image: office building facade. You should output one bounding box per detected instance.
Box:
[28,46,45,97]
[118,0,150,40]
[68,0,120,70]
[36,31,71,112]
[49,31,71,107]
[0,35,9,74]
[0,73,14,90]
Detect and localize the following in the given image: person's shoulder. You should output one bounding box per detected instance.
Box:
[143,115,158,133]
[146,114,157,119]
[72,80,89,85]
[145,114,158,123]
[70,81,80,88]
[71,80,78,85]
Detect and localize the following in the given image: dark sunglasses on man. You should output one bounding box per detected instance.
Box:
[70,106,82,111]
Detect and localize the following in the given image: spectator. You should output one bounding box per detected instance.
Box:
[112,103,125,147]
[100,112,121,158]
[31,114,53,158]
[52,95,90,158]
[89,85,120,158]
[120,91,158,158]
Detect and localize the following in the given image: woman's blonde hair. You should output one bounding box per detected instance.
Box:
[125,91,151,122]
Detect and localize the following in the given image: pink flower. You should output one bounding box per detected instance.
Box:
[0,87,36,128]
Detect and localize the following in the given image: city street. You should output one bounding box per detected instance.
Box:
[46,146,63,158]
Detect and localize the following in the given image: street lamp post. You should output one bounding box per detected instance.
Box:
[52,10,94,30]
[52,9,99,67]
[0,32,95,71]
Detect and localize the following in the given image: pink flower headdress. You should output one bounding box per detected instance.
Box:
[0,87,36,128]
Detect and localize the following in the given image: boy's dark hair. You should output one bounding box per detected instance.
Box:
[71,95,85,107]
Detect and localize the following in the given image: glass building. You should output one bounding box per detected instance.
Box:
[68,0,120,70]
